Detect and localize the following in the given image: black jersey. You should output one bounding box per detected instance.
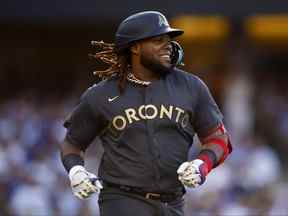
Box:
[64,68,223,192]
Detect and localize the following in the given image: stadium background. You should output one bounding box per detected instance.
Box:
[0,1,288,215]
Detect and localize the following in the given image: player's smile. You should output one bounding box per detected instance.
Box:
[159,50,171,62]
[151,35,172,66]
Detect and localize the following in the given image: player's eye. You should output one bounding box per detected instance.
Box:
[152,35,170,44]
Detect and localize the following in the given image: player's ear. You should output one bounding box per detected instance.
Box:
[130,43,140,55]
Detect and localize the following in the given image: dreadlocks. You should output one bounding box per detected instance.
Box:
[89,40,130,93]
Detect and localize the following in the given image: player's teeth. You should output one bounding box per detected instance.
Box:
[161,55,170,58]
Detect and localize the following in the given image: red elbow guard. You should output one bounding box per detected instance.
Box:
[206,138,232,164]
[200,123,233,166]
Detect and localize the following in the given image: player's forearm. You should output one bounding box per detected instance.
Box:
[197,124,232,174]
[60,140,85,173]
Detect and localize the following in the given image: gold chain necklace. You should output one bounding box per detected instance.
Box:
[127,73,151,86]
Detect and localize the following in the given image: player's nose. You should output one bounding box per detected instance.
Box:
[162,42,172,54]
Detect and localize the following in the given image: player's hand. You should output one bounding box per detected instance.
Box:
[177,159,208,188]
[69,165,103,199]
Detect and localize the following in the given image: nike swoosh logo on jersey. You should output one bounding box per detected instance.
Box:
[108,95,119,102]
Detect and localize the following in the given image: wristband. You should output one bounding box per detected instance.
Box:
[61,153,84,173]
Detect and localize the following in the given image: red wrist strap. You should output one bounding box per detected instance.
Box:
[197,153,213,175]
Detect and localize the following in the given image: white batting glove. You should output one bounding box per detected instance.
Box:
[177,159,207,188]
[69,165,103,199]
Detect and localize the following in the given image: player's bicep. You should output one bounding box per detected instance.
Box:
[192,79,223,137]
[64,100,104,151]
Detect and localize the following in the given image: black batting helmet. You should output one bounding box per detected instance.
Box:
[114,11,184,52]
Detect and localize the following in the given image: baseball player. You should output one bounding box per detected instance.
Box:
[60,11,232,216]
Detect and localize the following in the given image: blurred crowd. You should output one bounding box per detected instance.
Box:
[1,65,288,215]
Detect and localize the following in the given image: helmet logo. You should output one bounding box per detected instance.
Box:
[158,15,168,27]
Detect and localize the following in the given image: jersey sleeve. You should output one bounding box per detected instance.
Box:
[63,89,106,151]
[192,78,223,137]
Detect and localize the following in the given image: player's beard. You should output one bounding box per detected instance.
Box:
[140,53,172,76]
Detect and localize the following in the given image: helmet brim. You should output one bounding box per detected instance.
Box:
[165,28,184,38]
